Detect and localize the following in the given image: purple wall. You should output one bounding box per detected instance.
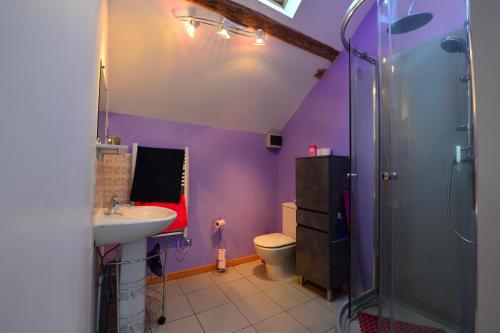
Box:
[104,6,380,275]
[275,6,378,224]
[107,112,278,272]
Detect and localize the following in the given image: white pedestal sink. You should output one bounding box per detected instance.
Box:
[94,206,177,332]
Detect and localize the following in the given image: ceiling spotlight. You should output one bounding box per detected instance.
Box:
[184,20,199,38]
[217,18,231,39]
[254,29,266,46]
[217,28,231,39]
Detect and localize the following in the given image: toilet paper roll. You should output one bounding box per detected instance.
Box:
[218,248,226,261]
[214,219,226,229]
[218,248,227,270]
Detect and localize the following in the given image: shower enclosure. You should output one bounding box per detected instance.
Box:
[339,0,477,332]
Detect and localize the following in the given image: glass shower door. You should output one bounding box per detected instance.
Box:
[377,0,477,332]
[348,42,378,317]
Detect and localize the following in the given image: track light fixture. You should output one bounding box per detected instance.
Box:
[175,14,265,46]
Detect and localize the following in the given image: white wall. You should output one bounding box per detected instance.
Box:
[99,0,109,69]
[470,0,500,331]
[0,0,101,332]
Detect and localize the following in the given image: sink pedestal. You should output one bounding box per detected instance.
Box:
[93,206,177,332]
[119,239,147,332]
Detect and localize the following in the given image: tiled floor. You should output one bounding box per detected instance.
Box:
[146,260,347,333]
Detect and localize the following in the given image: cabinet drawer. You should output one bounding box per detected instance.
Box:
[296,225,330,290]
[297,209,330,233]
[296,157,330,212]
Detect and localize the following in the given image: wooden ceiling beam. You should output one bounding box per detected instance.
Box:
[185,0,340,61]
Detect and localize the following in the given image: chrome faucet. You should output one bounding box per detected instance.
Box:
[106,194,122,216]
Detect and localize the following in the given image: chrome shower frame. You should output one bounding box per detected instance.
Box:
[338,0,478,332]
[341,0,378,65]
[340,0,382,331]
[407,0,420,15]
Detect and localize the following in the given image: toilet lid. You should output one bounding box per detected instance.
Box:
[254,233,295,248]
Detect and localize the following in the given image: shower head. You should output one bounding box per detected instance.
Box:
[391,12,433,34]
[441,36,467,53]
[441,36,470,82]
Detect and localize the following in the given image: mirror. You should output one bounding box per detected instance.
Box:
[96,61,108,144]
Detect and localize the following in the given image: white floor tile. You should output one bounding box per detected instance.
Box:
[196,303,250,333]
[165,280,184,298]
[147,280,184,299]
[185,285,230,313]
[288,280,325,299]
[234,260,265,277]
[315,293,348,313]
[219,278,260,302]
[253,312,308,333]
[209,267,245,284]
[247,273,295,291]
[265,284,311,310]
[145,285,191,325]
[235,327,259,333]
[152,315,204,333]
[146,268,342,333]
[288,299,336,333]
[178,272,215,293]
[164,294,194,323]
[234,293,283,324]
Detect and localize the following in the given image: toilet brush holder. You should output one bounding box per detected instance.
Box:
[213,217,227,272]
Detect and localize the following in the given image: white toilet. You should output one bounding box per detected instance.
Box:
[254,202,297,280]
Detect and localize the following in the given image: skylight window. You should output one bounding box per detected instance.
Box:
[270,0,286,6]
[257,0,302,18]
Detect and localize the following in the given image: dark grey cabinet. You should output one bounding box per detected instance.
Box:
[295,156,349,301]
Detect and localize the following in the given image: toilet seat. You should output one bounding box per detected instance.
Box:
[254,233,295,248]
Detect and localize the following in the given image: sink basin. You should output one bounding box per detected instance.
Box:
[93,206,177,246]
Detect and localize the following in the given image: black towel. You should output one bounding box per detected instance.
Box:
[130,146,185,203]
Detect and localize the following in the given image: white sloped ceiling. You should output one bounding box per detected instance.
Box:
[107,0,372,133]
